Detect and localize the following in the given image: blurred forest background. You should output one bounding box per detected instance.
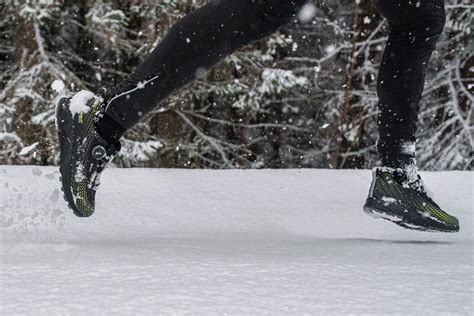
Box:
[0,0,472,170]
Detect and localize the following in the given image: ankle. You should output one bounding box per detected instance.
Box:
[95,113,127,144]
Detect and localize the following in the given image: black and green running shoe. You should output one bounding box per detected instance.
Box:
[56,94,120,217]
[363,167,460,232]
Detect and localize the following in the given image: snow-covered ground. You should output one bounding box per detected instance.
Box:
[1,166,472,315]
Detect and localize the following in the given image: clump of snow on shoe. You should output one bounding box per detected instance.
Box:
[69,90,96,116]
[381,196,398,206]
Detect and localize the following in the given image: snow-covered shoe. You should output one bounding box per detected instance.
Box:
[56,93,120,217]
[363,167,460,232]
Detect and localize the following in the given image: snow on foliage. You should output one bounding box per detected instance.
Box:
[0,1,471,169]
[19,142,39,156]
[259,68,310,95]
[86,2,128,32]
[233,68,309,110]
[117,139,164,165]
[18,3,56,23]
[51,80,66,94]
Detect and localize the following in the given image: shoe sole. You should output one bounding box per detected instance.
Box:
[363,205,457,233]
[56,97,87,217]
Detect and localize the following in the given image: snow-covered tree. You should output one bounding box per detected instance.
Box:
[0,1,471,170]
[282,0,472,170]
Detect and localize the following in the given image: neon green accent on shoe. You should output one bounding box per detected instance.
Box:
[76,182,94,216]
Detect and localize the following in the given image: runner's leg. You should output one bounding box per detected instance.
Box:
[375,0,446,169]
[98,0,308,142]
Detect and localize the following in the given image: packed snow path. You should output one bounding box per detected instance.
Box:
[1,167,472,315]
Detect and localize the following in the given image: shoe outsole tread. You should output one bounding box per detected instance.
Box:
[363,206,459,233]
[56,97,91,218]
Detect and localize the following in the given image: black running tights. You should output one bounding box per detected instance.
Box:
[100,0,446,169]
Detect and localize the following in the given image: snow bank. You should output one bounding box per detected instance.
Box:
[0,167,472,314]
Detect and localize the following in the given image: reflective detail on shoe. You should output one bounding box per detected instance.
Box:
[92,146,107,160]
[105,74,161,112]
